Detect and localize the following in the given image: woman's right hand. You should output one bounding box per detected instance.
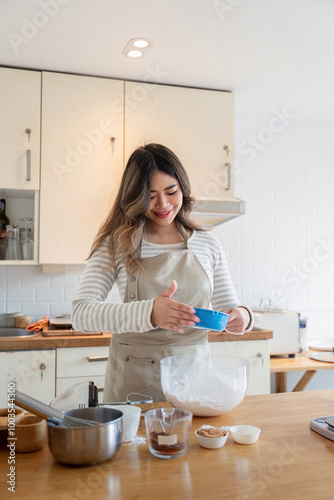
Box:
[151,280,199,334]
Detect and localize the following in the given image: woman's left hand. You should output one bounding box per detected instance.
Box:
[224,307,250,334]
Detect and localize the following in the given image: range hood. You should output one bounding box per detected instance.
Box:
[190,198,245,228]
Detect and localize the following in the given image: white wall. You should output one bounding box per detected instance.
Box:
[1,112,334,391]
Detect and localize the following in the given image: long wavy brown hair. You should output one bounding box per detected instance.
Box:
[89,143,204,273]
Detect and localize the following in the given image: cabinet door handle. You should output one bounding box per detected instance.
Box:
[225,162,231,191]
[110,136,115,155]
[26,149,31,181]
[87,356,108,362]
[257,351,264,367]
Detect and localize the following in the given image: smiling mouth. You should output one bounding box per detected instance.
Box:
[153,208,173,219]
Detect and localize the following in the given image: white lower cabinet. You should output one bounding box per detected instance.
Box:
[0,341,268,409]
[56,346,109,401]
[210,340,270,395]
[0,350,56,407]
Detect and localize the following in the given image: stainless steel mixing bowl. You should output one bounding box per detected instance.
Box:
[47,407,123,466]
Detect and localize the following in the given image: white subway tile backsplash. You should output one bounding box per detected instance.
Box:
[252,262,275,274]
[0,267,5,288]
[284,133,305,147]
[21,268,50,288]
[326,123,334,136]
[51,272,80,288]
[239,262,252,274]
[315,135,334,148]
[20,302,49,316]
[221,237,240,250]
[240,239,253,251]
[6,267,21,288]
[0,289,5,312]
[242,249,264,263]
[50,301,72,316]
[242,274,264,287]
[251,238,275,251]
[7,288,35,302]
[287,121,305,134]
[305,121,327,136]
[6,302,21,313]
[241,225,264,239]
[64,288,78,302]
[250,287,273,302]
[228,261,244,275]
[264,274,284,286]
[36,288,63,302]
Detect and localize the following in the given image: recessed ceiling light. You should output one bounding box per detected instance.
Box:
[123,38,152,58]
[126,50,143,59]
[133,39,150,49]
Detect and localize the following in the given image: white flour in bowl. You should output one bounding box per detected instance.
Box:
[164,371,246,417]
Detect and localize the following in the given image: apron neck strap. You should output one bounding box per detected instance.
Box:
[178,224,189,248]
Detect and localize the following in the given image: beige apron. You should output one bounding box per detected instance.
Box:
[103,236,212,402]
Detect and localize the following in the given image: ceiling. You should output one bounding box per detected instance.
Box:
[0,0,333,121]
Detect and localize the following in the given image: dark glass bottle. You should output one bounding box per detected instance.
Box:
[0,199,10,231]
[0,199,9,259]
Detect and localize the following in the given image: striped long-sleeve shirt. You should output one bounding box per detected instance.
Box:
[71,230,239,334]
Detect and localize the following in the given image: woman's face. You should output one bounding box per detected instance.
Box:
[145,171,183,228]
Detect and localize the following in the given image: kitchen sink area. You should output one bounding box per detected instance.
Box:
[0,328,34,338]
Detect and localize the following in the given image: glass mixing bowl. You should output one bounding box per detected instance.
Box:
[160,354,249,417]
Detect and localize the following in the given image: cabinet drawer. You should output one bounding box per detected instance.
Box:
[57,346,109,378]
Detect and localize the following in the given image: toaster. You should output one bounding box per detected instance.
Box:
[254,309,300,356]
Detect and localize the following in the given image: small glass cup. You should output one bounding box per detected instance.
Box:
[19,217,34,260]
[144,407,192,459]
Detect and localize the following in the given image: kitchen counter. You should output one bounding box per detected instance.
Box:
[1,389,333,500]
[0,327,272,351]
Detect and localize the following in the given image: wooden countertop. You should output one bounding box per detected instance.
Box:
[1,389,333,500]
[0,327,272,351]
[271,349,334,372]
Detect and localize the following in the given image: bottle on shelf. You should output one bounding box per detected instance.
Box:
[6,225,21,260]
[0,199,9,259]
[0,199,10,229]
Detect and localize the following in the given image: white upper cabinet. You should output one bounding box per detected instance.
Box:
[39,72,124,264]
[0,67,41,190]
[124,82,235,199]
[0,67,237,265]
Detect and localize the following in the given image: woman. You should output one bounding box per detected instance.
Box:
[72,143,254,402]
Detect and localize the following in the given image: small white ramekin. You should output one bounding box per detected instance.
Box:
[195,428,229,449]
